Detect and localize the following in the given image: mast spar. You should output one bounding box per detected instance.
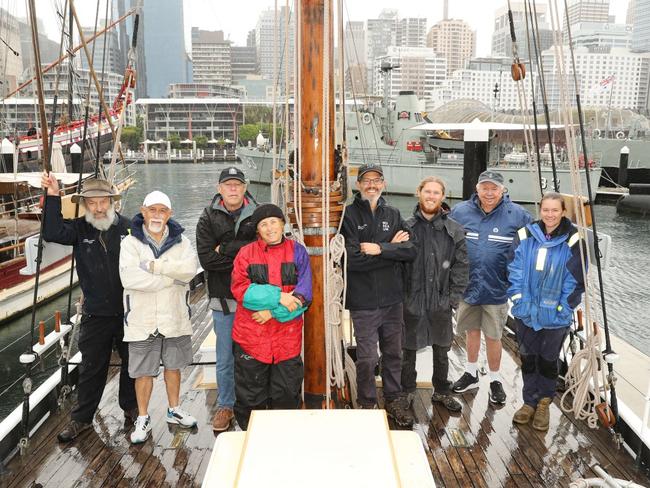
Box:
[293,0,345,408]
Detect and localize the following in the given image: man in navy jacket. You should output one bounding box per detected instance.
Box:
[449,171,532,405]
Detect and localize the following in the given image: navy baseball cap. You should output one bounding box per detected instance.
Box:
[477,170,504,186]
[219,166,246,184]
[357,163,384,181]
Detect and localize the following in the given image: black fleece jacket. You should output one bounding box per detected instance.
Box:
[42,195,130,316]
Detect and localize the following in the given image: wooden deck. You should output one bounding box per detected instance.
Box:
[2,290,650,487]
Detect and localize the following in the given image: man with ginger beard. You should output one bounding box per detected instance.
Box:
[401,177,468,413]
[341,163,417,427]
[41,172,137,442]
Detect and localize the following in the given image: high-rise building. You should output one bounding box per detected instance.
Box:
[142,0,188,97]
[231,46,258,82]
[430,63,536,111]
[632,0,650,52]
[0,8,22,97]
[571,22,632,50]
[564,0,612,27]
[628,0,636,25]
[542,46,650,111]
[427,19,476,76]
[396,18,427,48]
[80,24,122,75]
[374,46,446,100]
[255,6,294,95]
[344,21,366,70]
[491,2,552,59]
[366,10,398,94]
[18,16,59,69]
[191,28,232,87]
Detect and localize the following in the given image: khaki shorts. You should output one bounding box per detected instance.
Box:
[128,334,193,378]
[455,300,508,340]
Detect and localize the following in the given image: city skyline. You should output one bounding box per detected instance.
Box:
[8,0,630,57]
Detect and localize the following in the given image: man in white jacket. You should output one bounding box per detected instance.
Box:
[119,191,199,444]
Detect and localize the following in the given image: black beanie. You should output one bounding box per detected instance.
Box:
[251,203,286,229]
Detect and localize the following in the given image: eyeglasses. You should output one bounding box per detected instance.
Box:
[359,177,384,185]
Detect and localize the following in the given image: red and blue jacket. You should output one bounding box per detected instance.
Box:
[231,237,312,364]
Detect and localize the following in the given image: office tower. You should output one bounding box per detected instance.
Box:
[374,46,446,100]
[191,28,232,87]
[491,2,552,59]
[366,9,398,94]
[632,0,650,52]
[427,19,476,76]
[255,6,294,95]
[396,17,427,48]
[142,0,188,97]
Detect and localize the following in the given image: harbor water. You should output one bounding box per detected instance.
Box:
[1,162,649,420]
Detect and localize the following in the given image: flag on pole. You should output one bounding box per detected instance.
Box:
[590,75,615,94]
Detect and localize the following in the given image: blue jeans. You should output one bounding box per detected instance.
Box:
[213,310,236,408]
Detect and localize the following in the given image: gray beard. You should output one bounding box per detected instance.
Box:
[361,193,381,207]
[85,206,116,231]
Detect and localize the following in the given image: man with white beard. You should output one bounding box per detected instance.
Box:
[119,191,199,444]
[41,173,137,442]
[341,163,417,427]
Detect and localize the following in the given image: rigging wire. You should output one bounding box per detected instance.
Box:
[524,0,544,197]
[530,0,559,191]
[559,0,620,426]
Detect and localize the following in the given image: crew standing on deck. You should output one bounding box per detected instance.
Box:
[449,170,532,404]
[341,163,417,427]
[401,177,468,413]
[119,191,199,444]
[41,172,137,442]
[196,167,257,432]
[230,204,312,430]
[508,192,586,431]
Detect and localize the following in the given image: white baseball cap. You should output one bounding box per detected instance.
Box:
[142,190,172,209]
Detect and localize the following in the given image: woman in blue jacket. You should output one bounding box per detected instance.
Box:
[508,192,586,431]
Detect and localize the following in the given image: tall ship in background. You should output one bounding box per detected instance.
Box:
[0,5,138,324]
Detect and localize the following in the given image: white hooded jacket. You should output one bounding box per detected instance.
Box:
[119,215,199,341]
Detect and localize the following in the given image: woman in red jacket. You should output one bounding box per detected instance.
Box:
[230,204,312,430]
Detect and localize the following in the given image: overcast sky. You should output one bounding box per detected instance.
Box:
[11,0,630,57]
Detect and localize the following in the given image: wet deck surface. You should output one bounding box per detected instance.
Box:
[3,290,650,487]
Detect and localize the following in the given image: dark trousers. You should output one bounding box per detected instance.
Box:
[515,318,569,407]
[401,345,451,395]
[233,342,303,430]
[350,303,403,406]
[71,315,136,423]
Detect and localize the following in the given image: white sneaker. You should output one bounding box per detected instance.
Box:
[130,415,151,444]
[166,407,197,428]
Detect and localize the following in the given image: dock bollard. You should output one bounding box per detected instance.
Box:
[618,146,629,188]
[38,321,45,345]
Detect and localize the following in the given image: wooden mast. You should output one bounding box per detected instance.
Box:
[293,0,344,408]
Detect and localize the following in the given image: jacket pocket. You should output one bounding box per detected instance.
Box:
[538,299,572,328]
[124,295,131,326]
[511,298,531,321]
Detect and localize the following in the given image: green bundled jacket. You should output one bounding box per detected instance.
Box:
[243,283,307,322]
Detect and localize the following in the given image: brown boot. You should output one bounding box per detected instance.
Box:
[212,407,234,432]
[513,404,535,424]
[532,397,552,431]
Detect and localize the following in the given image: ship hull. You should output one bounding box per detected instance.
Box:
[237,146,601,203]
